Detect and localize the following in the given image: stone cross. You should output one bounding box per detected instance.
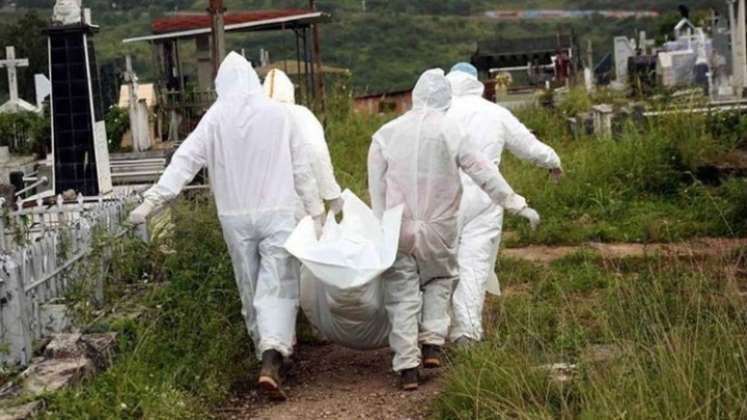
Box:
[0,47,29,103]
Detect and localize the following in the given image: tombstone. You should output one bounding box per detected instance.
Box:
[123,56,151,152]
[46,1,112,196]
[52,0,82,25]
[638,31,656,56]
[613,37,636,85]
[658,52,675,87]
[0,145,36,188]
[729,0,747,96]
[592,104,614,140]
[0,46,36,114]
[34,74,51,111]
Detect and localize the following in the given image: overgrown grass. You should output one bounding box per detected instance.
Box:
[435,251,747,419]
[41,95,747,418]
[45,197,251,419]
[323,93,747,246]
[500,103,747,245]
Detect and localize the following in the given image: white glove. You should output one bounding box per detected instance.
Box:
[518,207,541,231]
[326,197,345,216]
[313,214,325,239]
[127,198,158,225]
[550,167,564,184]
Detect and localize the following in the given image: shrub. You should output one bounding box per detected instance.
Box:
[105,106,130,153]
[0,111,49,157]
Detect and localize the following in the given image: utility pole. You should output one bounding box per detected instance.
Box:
[309,0,326,111]
[208,0,226,79]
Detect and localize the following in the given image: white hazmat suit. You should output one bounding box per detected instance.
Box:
[368,69,537,372]
[446,70,561,343]
[263,69,343,211]
[130,52,323,359]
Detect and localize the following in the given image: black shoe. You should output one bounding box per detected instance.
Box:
[400,368,419,391]
[258,350,287,401]
[422,344,442,369]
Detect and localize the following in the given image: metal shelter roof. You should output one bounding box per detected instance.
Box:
[254,60,349,77]
[122,9,329,44]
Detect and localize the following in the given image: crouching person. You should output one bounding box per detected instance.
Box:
[128,52,323,401]
[367,69,540,391]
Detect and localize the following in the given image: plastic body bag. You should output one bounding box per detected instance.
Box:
[286,190,403,350]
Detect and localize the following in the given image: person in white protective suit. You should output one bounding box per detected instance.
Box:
[446,63,562,346]
[127,52,323,401]
[263,68,344,217]
[368,68,541,390]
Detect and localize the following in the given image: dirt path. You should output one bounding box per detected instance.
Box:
[502,237,747,265]
[219,344,441,420]
[216,237,746,419]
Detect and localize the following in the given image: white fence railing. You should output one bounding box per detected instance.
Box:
[0,195,142,365]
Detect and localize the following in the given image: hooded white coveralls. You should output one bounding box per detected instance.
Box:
[263,69,342,202]
[368,69,529,372]
[143,53,323,359]
[446,71,561,342]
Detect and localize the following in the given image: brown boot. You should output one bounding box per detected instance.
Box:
[422,344,442,369]
[258,350,287,401]
[400,368,419,391]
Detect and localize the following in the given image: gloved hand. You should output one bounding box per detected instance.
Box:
[127,197,159,225]
[550,167,564,184]
[326,197,345,216]
[518,207,541,231]
[313,214,325,239]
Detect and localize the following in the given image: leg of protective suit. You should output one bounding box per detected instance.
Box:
[419,274,457,346]
[450,207,503,342]
[220,218,262,355]
[254,214,299,359]
[382,253,422,372]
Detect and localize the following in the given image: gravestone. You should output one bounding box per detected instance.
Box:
[0,46,36,113]
[123,56,151,152]
[46,1,112,196]
[613,37,636,84]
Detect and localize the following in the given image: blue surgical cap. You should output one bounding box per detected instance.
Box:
[450,62,478,78]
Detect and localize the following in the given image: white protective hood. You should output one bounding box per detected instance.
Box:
[263,68,296,104]
[263,68,342,202]
[447,71,485,98]
[412,68,452,112]
[215,52,262,100]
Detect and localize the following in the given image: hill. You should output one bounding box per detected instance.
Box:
[1,0,731,96]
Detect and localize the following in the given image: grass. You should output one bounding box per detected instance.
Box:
[38,93,747,418]
[435,251,747,419]
[45,197,251,419]
[322,90,747,246]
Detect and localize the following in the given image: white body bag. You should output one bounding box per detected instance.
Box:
[285,190,402,350]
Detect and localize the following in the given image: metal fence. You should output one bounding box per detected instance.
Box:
[0,195,141,365]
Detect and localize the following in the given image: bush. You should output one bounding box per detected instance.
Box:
[0,111,50,157]
[105,106,130,153]
[46,198,253,419]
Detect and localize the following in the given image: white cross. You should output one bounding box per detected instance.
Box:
[0,47,29,102]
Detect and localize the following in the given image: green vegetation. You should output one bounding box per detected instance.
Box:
[45,198,252,419]
[436,250,747,419]
[0,110,50,157]
[38,88,747,418]
[3,1,726,94]
[105,106,130,152]
[500,90,747,246]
